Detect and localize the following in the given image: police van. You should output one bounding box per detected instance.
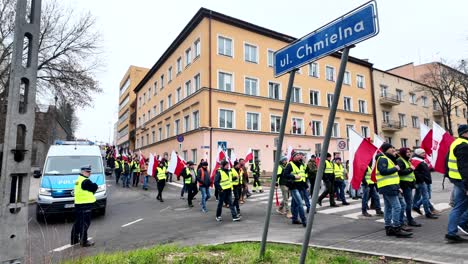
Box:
[35,141,107,222]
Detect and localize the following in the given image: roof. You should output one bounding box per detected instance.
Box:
[373,68,431,88]
[47,145,101,157]
[134,7,373,93]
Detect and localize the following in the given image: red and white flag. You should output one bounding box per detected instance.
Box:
[349,129,378,190]
[167,151,186,176]
[245,148,254,163]
[410,156,425,169]
[230,150,237,163]
[139,150,146,168]
[286,146,294,161]
[370,134,385,183]
[431,122,454,174]
[420,123,433,156]
[122,150,128,162]
[147,153,155,176]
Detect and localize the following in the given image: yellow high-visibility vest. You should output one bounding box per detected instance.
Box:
[289,161,306,183]
[324,160,334,174]
[448,137,468,180]
[334,163,344,180]
[397,157,415,182]
[74,176,96,204]
[219,169,233,190]
[376,155,400,189]
[157,167,167,180]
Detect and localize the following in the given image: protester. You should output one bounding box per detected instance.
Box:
[197,161,211,213]
[215,160,241,222]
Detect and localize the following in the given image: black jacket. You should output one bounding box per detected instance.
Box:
[412,155,432,184]
[283,161,305,190]
[377,153,400,195]
[446,136,468,190]
[196,168,211,187]
[80,174,98,193]
[396,157,415,189]
[214,168,231,191]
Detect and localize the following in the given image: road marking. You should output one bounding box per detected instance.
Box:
[160,206,171,212]
[375,203,450,223]
[121,218,143,227]
[50,237,93,252]
[167,182,183,188]
[318,199,384,214]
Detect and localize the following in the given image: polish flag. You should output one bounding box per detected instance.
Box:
[370,134,385,183]
[245,148,254,163]
[139,150,146,168]
[230,150,237,163]
[122,150,128,162]
[410,156,425,169]
[167,151,187,176]
[147,153,155,176]
[349,129,378,190]
[420,123,433,157]
[431,122,454,174]
[286,146,294,161]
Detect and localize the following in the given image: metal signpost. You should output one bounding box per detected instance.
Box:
[0,0,42,262]
[260,1,379,261]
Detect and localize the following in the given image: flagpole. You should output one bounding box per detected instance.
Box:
[259,69,296,258]
[299,46,351,264]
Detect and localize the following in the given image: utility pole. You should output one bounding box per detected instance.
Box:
[0,0,42,263]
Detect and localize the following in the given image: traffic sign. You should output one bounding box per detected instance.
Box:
[217,141,227,151]
[274,1,379,77]
[337,140,348,151]
[176,135,184,143]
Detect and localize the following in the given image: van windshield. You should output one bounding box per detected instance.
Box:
[44,156,103,175]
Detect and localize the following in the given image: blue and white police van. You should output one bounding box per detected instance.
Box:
[35,141,107,222]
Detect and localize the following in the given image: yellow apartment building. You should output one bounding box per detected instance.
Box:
[388,62,467,136]
[117,66,149,151]
[133,8,375,174]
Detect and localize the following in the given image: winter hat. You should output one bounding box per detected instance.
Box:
[414,148,426,156]
[399,147,410,158]
[292,151,303,158]
[280,156,288,162]
[458,124,468,136]
[381,143,394,153]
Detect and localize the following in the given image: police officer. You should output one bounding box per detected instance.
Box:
[71,165,97,247]
[318,153,337,207]
[156,161,167,202]
[445,124,468,243]
[251,158,263,193]
[114,156,122,184]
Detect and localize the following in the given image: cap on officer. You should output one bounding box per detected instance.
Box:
[81,165,92,172]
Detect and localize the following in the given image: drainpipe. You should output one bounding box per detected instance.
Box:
[208,11,213,167]
[370,68,378,134]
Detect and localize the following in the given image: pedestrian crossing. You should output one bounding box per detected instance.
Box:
[246,190,452,222]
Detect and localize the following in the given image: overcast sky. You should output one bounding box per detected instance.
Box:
[66,0,468,144]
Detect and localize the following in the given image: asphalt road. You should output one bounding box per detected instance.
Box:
[26,174,467,264]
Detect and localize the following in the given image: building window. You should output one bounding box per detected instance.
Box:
[147,110,151,121]
[166,67,172,83]
[245,77,258,96]
[396,89,403,101]
[246,112,259,131]
[160,74,165,89]
[143,93,146,105]
[165,124,170,138]
[415,139,420,147]
[142,114,146,123]
[160,100,164,113]
[344,97,352,111]
[136,139,139,148]
[412,116,419,128]
[292,87,301,103]
[424,118,430,126]
[308,62,319,78]
[218,36,233,57]
[185,80,192,97]
[152,130,155,143]
[270,115,281,133]
[310,90,319,106]
[332,123,339,138]
[463,108,467,118]
[267,50,274,67]
[138,117,141,127]
[176,57,182,74]
[399,113,406,127]
[356,75,365,88]
[185,48,192,66]
[401,138,408,148]
[176,87,181,103]
[182,150,188,161]
[153,81,158,95]
[174,119,180,135]
[385,137,392,145]
[119,77,130,96]
[346,124,355,138]
[219,109,234,129]
[192,111,199,129]
[218,71,233,91]
[326,66,335,81]
[158,127,162,141]
[433,99,439,110]
[194,39,201,58]
[455,106,459,116]
[343,71,351,85]
[141,136,144,146]
[358,100,366,113]
[191,149,197,162]
[327,93,334,108]
[244,43,258,63]
[292,118,303,135]
[421,96,428,107]
[194,74,201,91]
[409,93,416,104]
[361,126,369,138]
[268,82,280,99]
[167,94,172,108]
[383,111,390,123]
[152,106,156,116]
[311,121,322,136]
[380,85,388,97]
[148,88,152,100]
[184,115,190,132]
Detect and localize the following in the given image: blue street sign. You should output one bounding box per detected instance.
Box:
[217,141,227,151]
[274,1,379,77]
[176,135,184,143]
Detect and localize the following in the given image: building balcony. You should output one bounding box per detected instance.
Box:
[130,112,136,124]
[379,94,401,106]
[433,109,443,117]
[382,120,402,132]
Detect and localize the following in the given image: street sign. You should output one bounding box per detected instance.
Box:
[337,140,348,151]
[274,1,379,77]
[217,141,227,151]
[176,135,184,143]
[200,145,210,149]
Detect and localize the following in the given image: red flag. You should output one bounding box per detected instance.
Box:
[349,129,378,190]
[245,148,254,163]
[286,146,294,161]
[167,151,186,176]
[275,188,280,207]
[431,122,454,174]
[420,123,433,156]
[410,156,424,169]
[139,150,146,168]
[370,134,385,183]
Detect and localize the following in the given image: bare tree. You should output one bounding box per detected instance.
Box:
[417,61,464,135]
[0,0,103,108]
[456,59,468,123]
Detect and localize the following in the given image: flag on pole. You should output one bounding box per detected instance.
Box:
[431,122,454,174]
[420,123,433,156]
[370,134,385,183]
[245,148,254,163]
[139,150,146,168]
[230,150,237,163]
[286,146,294,161]
[349,129,378,190]
[167,150,187,176]
[147,153,155,176]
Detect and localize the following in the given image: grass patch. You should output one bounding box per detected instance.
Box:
[64,242,417,264]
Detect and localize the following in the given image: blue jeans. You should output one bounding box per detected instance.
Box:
[414,183,431,215]
[199,186,211,211]
[216,189,237,218]
[361,184,381,212]
[122,173,130,187]
[401,186,414,222]
[383,193,402,227]
[291,189,306,222]
[299,188,311,210]
[335,180,347,203]
[143,176,149,189]
[447,182,468,236]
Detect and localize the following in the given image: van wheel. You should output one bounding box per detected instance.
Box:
[36,205,46,223]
